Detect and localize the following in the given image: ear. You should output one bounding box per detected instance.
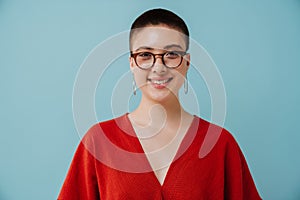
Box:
[128,56,134,69]
[129,56,135,70]
[185,53,190,67]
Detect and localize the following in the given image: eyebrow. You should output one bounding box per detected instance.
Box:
[134,44,184,52]
[164,44,183,50]
[134,46,154,52]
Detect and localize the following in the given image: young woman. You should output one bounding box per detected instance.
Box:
[58,8,261,200]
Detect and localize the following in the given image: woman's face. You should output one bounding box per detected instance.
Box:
[130,25,190,103]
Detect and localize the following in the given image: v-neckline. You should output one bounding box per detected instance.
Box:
[124,113,198,188]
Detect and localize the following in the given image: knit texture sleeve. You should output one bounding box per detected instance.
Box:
[224,132,262,200]
[57,140,100,200]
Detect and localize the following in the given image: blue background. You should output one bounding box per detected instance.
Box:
[1,0,300,199]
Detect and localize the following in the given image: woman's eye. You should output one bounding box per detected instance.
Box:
[165,51,179,58]
[138,52,152,59]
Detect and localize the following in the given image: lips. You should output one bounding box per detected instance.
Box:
[147,77,173,89]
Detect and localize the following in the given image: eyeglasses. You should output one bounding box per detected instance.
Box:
[130,51,187,70]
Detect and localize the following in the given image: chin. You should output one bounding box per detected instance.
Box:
[144,88,178,103]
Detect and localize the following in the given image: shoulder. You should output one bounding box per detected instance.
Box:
[83,114,127,137]
[196,116,237,144]
[81,113,133,148]
[194,116,240,158]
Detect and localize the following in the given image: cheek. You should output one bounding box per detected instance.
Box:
[133,70,148,87]
[176,66,188,78]
[171,69,187,88]
[175,66,189,88]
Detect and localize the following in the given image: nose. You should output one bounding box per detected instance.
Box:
[152,55,166,73]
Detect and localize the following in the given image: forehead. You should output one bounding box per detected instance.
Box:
[131,26,187,51]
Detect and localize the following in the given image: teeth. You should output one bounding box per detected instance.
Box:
[152,79,169,85]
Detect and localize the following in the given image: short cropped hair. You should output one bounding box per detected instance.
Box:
[130,8,190,51]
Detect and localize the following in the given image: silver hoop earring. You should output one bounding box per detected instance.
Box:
[184,75,188,94]
[133,77,137,95]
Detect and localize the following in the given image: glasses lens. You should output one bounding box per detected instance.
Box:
[136,52,154,69]
[163,51,183,68]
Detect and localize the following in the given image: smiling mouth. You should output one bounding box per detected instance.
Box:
[147,77,173,86]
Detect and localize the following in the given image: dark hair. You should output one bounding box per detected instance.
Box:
[130,8,190,51]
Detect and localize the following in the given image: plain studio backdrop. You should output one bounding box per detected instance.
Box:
[0,0,299,199]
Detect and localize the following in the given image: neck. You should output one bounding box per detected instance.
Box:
[130,94,187,126]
